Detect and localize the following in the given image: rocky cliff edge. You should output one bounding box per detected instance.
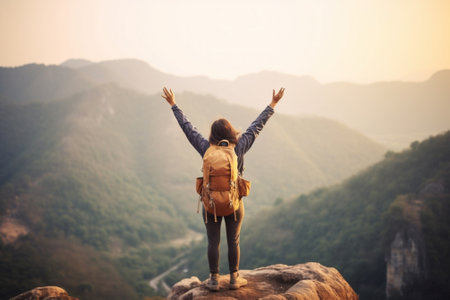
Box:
[168,262,358,300]
[9,286,78,300]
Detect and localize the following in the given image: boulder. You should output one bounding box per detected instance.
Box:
[9,286,78,300]
[168,262,358,300]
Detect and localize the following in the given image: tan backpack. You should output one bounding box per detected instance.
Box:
[196,140,250,223]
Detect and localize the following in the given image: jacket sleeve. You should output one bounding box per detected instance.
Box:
[236,105,274,155]
[171,104,210,156]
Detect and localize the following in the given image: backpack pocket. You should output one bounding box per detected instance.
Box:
[198,176,251,198]
[238,176,251,198]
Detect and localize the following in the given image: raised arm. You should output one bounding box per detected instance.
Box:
[236,88,285,155]
[162,87,209,156]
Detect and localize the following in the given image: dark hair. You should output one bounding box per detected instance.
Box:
[209,118,239,145]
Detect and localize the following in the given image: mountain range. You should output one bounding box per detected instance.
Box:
[0,61,387,299]
[2,58,449,149]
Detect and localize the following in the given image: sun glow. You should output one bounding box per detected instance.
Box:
[1,0,449,83]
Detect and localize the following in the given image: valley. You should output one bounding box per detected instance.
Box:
[1,60,448,299]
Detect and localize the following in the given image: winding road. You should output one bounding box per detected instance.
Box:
[149,258,188,293]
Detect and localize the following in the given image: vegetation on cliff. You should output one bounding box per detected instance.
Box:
[239,131,450,299]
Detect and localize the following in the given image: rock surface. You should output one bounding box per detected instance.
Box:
[9,286,78,300]
[385,194,429,299]
[168,262,358,300]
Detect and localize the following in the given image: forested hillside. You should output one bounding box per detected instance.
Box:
[0,74,385,298]
[0,86,187,299]
[183,132,449,299]
[0,63,386,213]
[235,132,449,299]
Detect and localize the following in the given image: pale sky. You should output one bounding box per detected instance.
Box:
[1,0,449,83]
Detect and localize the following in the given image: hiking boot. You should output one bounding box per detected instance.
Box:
[206,273,220,291]
[229,272,247,290]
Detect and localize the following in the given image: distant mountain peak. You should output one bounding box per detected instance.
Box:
[95,58,155,69]
[428,69,450,84]
[60,58,93,69]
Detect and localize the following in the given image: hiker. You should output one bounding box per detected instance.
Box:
[161,87,285,291]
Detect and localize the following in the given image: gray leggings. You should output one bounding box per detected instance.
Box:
[203,201,244,274]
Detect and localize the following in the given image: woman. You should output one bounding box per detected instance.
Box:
[161,87,285,291]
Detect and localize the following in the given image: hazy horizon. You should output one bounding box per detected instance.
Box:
[1,0,449,84]
[4,57,450,85]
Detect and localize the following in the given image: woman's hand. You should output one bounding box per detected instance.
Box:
[270,87,285,108]
[161,87,176,107]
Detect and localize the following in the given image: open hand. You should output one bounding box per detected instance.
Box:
[161,87,176,106]
[270,88,285,108]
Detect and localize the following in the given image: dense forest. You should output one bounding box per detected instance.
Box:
[183,131,450,300]
[0,87,187,299]
[0,62,387,300]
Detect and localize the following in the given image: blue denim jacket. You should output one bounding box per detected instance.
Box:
[171,104,274,175]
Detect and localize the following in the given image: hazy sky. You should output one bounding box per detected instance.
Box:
[1,0,449,83]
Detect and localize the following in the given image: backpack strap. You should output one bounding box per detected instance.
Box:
[203,158,219,223]
[203,161,213,223]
